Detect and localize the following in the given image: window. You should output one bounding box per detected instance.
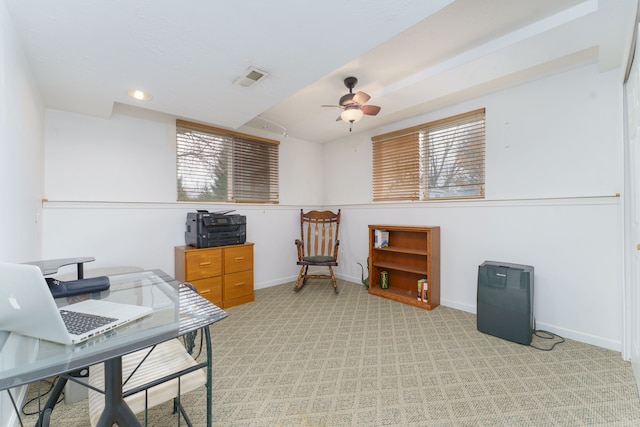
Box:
[176,120,279,203]
[372,108,485,201]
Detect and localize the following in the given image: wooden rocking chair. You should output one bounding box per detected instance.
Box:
[294,209,341,293]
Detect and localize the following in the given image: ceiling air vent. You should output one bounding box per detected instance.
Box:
[234,67,268,88]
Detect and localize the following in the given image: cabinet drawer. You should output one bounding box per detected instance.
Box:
[224,245,253,274]
[190,276,222,306]
[185,249,222,280]
[223,270,253,300]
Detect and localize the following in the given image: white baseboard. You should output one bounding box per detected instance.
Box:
[442,298,621,352]
[531,321,621,352]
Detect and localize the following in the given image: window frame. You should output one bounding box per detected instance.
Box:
[176,119,280,203]
[371,108,486,202]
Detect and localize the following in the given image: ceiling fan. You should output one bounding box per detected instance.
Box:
[322,77,381,131]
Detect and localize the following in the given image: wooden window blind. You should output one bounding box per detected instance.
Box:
[176,119,279,203]
[372,109,485,202]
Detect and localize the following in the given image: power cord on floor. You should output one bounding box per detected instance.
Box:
[20,377,63,416]
[530,318,565,351]
[530,329,565,351]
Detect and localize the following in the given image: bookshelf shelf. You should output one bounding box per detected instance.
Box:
[374,247,428,256]
[368,225,440,310]
[371,261,427,276]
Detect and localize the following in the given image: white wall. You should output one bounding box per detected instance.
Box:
[332,200,621,350]
[0,1,44,262]
[44,103,325,205]
[324,65,622,204]
[42,103,324,283]
[623,17,640,385]
[324,65,624,350]
[42,203,308,288]
[42,64,624,351]
[0,3,44,426]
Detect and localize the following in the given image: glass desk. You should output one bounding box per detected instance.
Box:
[0,270,228,427]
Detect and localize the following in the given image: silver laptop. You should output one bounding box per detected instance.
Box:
[0,262,153,345]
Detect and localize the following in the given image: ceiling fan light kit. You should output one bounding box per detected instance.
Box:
[341,108,363,123]
[322,76,381,132]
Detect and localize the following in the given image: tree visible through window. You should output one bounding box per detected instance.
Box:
[372,109,485,201]
[176,120,279,203]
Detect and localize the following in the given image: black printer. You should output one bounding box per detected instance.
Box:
[185,210,247,248]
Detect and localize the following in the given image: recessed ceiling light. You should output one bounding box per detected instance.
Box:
[127,89,152,101]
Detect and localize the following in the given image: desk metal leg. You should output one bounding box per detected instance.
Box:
[95,357,142,427]
[77,262,86,279]
[35,377,67,427]
[205,327,212,427]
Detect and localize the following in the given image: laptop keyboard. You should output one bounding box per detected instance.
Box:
[59,310,118,335]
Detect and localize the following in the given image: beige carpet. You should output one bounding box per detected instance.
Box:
[21,279,640,426]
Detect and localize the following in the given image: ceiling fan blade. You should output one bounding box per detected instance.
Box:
[339,93,356,106]
[353,91,371,105]
[321,104,343,108]
[362,105,381,116]
[336,115,342,121]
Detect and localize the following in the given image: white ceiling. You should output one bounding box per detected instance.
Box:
[4,0,637,143]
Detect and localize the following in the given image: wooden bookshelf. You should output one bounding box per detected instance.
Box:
[368,225,440,310]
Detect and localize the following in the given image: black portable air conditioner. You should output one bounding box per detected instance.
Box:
[477,261,534,345]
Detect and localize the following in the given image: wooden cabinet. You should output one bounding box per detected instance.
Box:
[174,243,254,308]
[368,225,440,310]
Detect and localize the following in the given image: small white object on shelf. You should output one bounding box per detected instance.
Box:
[374,230,389,248]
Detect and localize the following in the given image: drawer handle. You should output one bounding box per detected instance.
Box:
[234,282,245,287]
[200,289,211,295]
[234,257,245,262]
[199,261,211,267]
